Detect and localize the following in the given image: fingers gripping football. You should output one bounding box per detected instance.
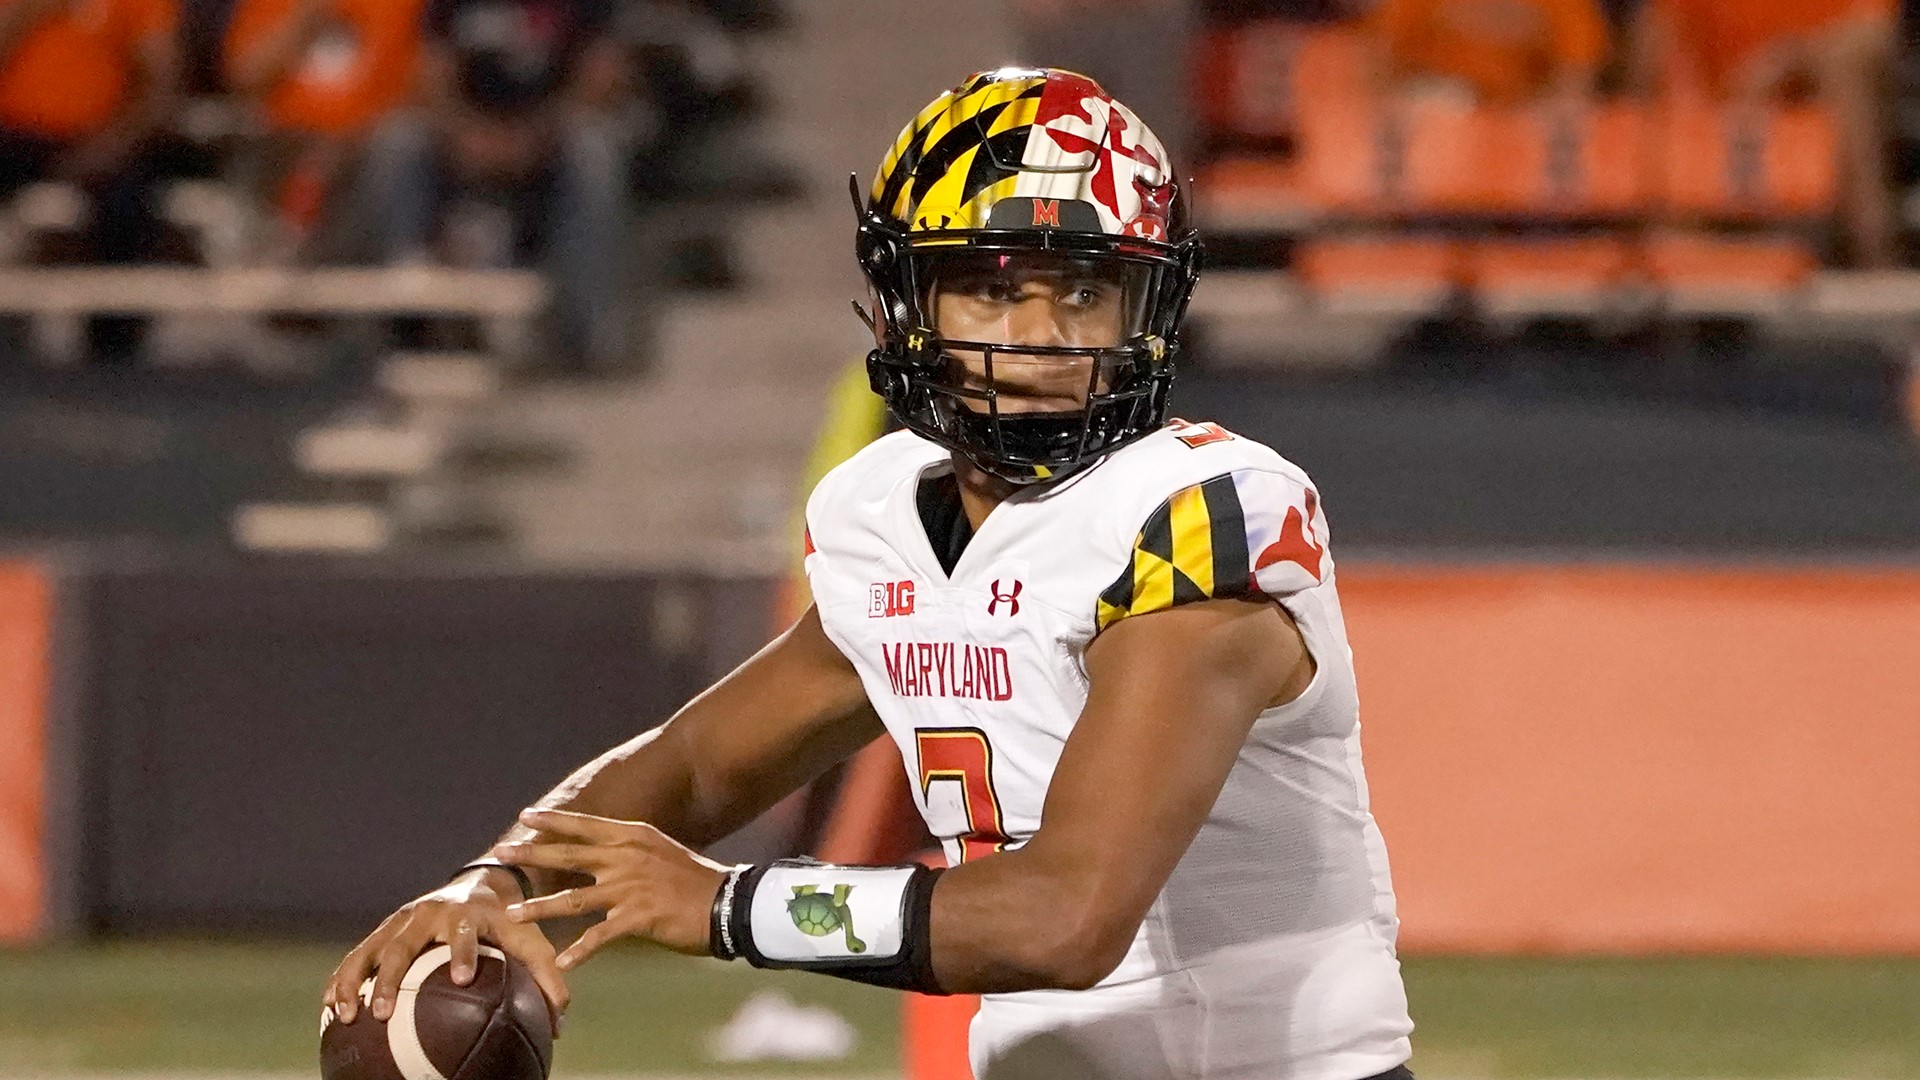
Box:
[495,809,728,963]
[322,881,570,1033]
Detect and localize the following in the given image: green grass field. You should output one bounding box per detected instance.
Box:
[0,942,1915,1078]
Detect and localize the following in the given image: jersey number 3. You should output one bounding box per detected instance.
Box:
[915,728,1011,864]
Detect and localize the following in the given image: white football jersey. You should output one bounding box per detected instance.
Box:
[803,422,1413,1080]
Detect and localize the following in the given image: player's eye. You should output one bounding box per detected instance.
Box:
[1060,282,1111,308]
[944,276,1016,303]
[983,278,1023,303]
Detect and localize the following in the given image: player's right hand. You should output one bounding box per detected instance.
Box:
[323,870,570,1034]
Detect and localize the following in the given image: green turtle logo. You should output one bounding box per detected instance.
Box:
[787,884,866,953]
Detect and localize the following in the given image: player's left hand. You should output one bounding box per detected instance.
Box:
[492,809,729,966]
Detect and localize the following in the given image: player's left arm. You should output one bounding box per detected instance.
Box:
[497,592,1312,993]
[926,593,1312,992]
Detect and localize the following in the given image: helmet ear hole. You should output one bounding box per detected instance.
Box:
[866,350,916,404]
[854,219,914,334]
[865,349,893,396]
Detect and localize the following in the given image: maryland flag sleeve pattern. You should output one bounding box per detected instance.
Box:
[1097,470,1330,631]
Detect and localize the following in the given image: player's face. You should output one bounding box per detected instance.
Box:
[928,254,1134,414]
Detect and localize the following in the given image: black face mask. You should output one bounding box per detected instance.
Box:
[858,221,1200,485]
[914,340,1164,483]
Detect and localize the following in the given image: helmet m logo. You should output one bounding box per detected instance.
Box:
[1031,199,1061,228]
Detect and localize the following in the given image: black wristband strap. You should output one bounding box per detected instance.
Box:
[726,862,774,963]
[830,864,946,994]
[456,859,534,902]
[710,865,747,961]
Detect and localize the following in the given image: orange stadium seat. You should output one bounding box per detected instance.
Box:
[1468,107,1547,214]
[1391,97,1488,214]
[1285,22,1658,223]
[1644,231,1817,297]
[1468,237,1633,302]
[1191,27,1239,139]
[1574,105,1657,216]
[1295,93,1385,214]
[1528,104,1655,217]
[1290,30,1386,214]
[1761,107,1840,217]
[1193,156,1313,231]
[1659,100,1839,221]
[1294,235,1462,303]
[1289,25,1372,98]
[1192,20,1302,142]
[1396,103,1653,219]
[1301,98,1654,221]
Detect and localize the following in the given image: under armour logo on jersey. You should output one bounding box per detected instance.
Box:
[987,579,1022,617]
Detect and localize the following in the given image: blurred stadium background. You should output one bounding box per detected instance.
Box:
[1,0,1918,1077]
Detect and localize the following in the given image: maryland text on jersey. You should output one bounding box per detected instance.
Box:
[879,641,1015,701]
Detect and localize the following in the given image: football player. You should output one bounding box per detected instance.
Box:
[327,68,1415,1080]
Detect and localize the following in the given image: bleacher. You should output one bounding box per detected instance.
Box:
[1186,15,1920,371]
[4,0,1913,567]
[0,0,798,557]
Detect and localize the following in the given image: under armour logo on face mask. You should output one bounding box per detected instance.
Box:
[988,579,1022,617]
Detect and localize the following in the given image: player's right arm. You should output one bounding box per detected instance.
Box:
[323,605,881,1028]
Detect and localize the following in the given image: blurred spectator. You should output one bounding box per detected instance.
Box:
[1010,0,1196,169]
[223,0,424,255]
[1592,0,1636,33]
[1638,0,1897,266]
[689,0,784,35]
[179,0,237,93]
[1367,0,1608,107]
[1590,0,1639,93]
[0,0,183,362]
[355,0,639,370]
[1198,0,1378,25]
[615,0,798,291]
[1894,0,1920,244]
[618,0,792,202]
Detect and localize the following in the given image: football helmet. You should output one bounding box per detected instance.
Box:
[856,68,1201,484]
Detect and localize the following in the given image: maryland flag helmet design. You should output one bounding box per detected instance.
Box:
[856,68,1202,484]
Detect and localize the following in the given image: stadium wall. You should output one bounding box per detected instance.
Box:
[1349,564,1920,955]
[0,559,51,943]
[52,564,773,936]
[1,560,1914,951]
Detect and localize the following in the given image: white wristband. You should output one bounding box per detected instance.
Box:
[747,862,918,965]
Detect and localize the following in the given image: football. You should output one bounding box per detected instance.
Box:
[320,945,553,1080]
